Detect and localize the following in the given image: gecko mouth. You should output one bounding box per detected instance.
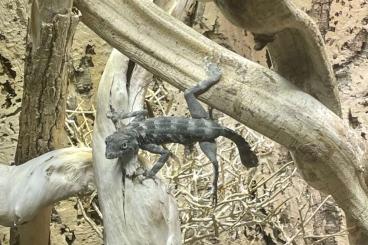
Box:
[105,151,119,159]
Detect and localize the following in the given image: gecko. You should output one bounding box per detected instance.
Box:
[105,63,258,205]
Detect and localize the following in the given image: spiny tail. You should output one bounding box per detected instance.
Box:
[222,128,258,168]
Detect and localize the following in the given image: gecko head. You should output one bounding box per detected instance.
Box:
[105,132,139,159]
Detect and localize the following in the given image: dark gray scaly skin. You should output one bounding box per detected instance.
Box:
[105,64,258,205]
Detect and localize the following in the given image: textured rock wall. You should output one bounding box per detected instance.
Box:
[0,0,27,166]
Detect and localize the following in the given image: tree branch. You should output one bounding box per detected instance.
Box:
[212,0,341,116]
[74,0,368,236]
[13,0,79,244]
[92,48,181,244]
[0,148,94,227]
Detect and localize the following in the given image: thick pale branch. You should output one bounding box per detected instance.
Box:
[73,0,329,148]
[0,148,94,227]
[91,2,186,243]
[212,0,341,116]
[92,49,181,244]
[75,0,368,235]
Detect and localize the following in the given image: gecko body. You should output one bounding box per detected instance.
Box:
[105,64,258,204]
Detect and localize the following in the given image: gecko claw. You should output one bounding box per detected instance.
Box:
[135,174,146,184]
[206,63,222,81]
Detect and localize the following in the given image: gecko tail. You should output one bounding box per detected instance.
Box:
[222,128,258,168]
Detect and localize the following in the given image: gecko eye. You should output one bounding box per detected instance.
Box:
[121,142,128,149]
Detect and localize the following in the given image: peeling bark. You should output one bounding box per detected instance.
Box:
[12,1,79,244]
[309,0,332,39]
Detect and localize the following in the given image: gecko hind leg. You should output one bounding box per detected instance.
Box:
[199,141,219,206]
[184,63,221,119]
[185,63,221,205]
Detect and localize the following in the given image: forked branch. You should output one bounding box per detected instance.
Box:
[74,0,368,237]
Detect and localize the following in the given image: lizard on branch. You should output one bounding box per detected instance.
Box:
[105,63,258,205]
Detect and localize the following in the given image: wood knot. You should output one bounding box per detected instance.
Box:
[296,142,329,162]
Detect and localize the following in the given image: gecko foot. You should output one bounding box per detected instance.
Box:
[136,169,159,184]
[135,174,147,184]
[206,63,221,81]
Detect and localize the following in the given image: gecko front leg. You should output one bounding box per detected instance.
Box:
[142,144,171,178]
